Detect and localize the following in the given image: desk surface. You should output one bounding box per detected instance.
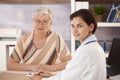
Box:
[0,70,59,80]
[0,71,30,80]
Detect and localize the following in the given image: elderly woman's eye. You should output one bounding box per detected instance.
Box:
[43,20,48,23]
[37,20,40,23]
[34,19,39,23]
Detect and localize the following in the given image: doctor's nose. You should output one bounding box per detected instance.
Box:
[73,28,78,33]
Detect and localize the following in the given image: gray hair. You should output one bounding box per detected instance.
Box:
[32,7,53,20]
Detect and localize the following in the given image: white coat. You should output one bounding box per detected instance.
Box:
[42,35,106,80]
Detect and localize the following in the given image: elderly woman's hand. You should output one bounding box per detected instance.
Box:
[29,71,53,80]
[39,70,54,78]
[30,74,42,80]
[30,64,51,72]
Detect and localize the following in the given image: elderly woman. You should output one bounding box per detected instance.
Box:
[7,7,71,74]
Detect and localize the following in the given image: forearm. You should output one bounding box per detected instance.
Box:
[7,62,32,71]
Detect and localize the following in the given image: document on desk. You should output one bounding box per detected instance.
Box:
[0,71,30,80]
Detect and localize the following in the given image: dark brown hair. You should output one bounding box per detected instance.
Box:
[70,9,97,34]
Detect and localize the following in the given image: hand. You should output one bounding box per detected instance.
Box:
[39,70,54,78]
[39,65,51,72]
[30,75,42,80]
[31,64,43,72]
[31,64,51,72]
[62,55,72,62]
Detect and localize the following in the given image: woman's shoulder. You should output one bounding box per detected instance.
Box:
[22,32,31,37]
[51,30,61,38]
[21,32,32,41]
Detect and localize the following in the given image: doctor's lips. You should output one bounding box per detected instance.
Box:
[74,33,80,36]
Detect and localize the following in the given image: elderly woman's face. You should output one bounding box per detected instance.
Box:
[71,16,93,42]
[33,14,52,33]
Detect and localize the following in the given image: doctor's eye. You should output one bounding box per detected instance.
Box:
[71,24,75,28]
[77,24,83,28]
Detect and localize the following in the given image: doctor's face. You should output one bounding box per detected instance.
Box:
[71,16,93,42]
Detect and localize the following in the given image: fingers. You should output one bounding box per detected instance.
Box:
[38,71,52,78]
[27,72,42,80]
[30,75,42,80]
[37,65,51,73]
[31,64,44,72]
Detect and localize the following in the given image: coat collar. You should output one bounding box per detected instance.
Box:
[81,34,97,46]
